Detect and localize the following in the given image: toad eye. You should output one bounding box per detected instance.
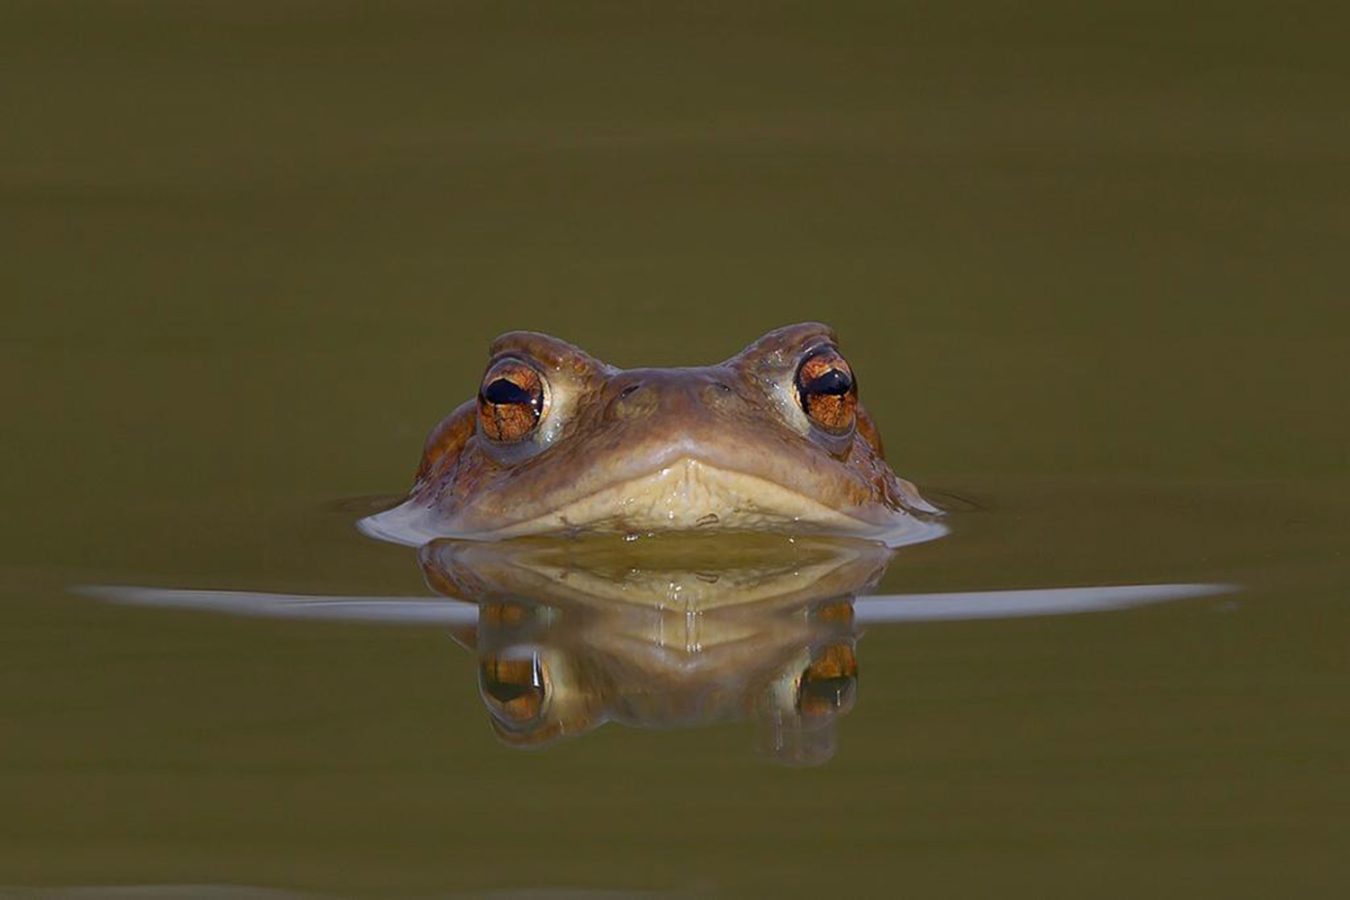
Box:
[794,347,857,434]
[478,359,546,442]
[796,643,858,718]
[479,653,549,727]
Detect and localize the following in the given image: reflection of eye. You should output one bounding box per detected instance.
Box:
[794,347,857,434]
[478,359,546,442]
[796,643,858,717]
[480,654,549,726]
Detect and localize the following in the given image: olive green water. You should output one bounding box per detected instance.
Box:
[3,2,1348,897]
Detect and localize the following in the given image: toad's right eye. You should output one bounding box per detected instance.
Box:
[479,653,549,727]
[478,359,546,442]
[794,346,857,435]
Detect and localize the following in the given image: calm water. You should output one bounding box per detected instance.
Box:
[3,3,1348,897]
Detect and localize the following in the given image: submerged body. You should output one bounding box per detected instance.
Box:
[361,323,942,546]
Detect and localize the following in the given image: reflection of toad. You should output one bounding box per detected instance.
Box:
[362,323,943,548]
[420,534,892,765]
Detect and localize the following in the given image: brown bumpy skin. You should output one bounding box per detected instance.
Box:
[413,400,476,486]
[380,322,939,541]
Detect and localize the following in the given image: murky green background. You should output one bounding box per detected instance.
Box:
[3,2,1347,897]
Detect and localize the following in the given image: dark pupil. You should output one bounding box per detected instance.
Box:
[798,675,854,712]
[801,367,852,396]
[480,658,544,704]
[483,377,537,409]
[482,678,542,705]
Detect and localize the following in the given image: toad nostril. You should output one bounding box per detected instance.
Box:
[701,380,740,407]
[609,381,657,421]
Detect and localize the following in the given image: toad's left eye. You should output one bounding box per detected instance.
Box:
[795,347,857,434]
[478,359,547,442]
